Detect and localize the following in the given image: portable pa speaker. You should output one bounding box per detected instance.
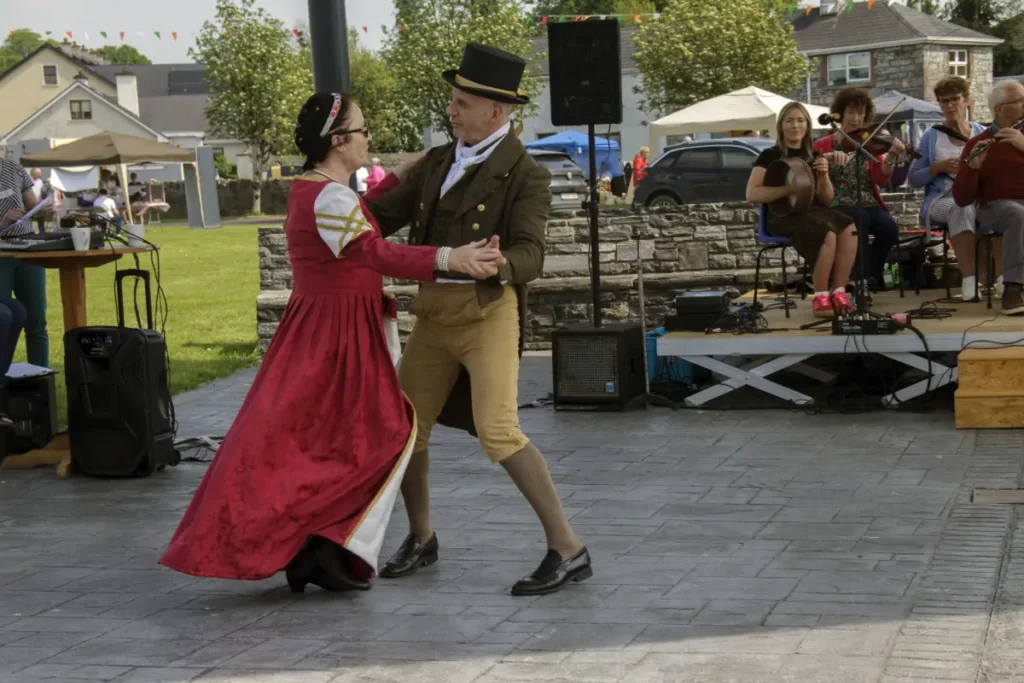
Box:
[2,372,58,454]
[65,270,179,477]
[551,322,646,410]
[547,19,623,126]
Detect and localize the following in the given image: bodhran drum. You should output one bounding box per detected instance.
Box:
[764,157,816,218]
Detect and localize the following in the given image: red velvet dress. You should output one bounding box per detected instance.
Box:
[159,174,438,580]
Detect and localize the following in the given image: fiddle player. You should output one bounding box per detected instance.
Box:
[909,76,999,301]
[813,87,905,299]
[746,102,859,318]
[953,79,1024,316]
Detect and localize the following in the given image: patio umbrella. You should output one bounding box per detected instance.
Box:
[648,87,833,149]
[20,132,196,225]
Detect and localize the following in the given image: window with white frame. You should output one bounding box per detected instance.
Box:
[827,52,871,86]
[69,100,92,120]
[949,50,968,77]
[42,65,57,86]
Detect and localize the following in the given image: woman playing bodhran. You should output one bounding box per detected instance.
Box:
[745,102,859,318]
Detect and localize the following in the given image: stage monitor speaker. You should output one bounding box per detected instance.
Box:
[2,372,58,454]
[547,19,623,126]
[65,327,179,477]
[551,322,645,410]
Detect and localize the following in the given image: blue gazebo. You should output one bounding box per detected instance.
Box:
[524,130,623,179]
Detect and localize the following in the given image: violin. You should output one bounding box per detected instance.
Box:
[838,126,922,161]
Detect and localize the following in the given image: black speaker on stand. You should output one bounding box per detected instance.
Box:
[547,18,623,328]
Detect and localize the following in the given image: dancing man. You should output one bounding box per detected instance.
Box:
[953,79,1024,315]
[367,42,591,596]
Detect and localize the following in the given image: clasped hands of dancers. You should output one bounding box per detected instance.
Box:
[158,42,591,597]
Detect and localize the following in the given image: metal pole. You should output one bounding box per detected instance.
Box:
[307,0,350,93]
[587,123,601,327]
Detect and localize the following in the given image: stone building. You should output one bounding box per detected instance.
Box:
[791,0,1002,121]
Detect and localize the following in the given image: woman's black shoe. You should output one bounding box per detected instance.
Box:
[379,533,439,578]
[311,540,371,591]
[511,547,592,596]
[285,548,317,593]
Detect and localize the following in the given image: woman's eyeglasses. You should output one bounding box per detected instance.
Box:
[328,125,370,137]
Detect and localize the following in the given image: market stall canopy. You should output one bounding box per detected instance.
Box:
[648,87,833,149]
[20,131,196,167]
[872,90,943,123]
[524,130,623,177]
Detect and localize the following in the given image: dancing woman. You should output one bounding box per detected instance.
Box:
[158,93,506,592]
[745,102,859,318]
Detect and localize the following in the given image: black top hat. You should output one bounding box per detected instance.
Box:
[442,42,529,105]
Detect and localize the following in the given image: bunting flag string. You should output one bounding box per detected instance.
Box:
[5,3,895,49]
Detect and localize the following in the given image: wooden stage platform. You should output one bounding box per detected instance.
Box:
[656,289,1024,409]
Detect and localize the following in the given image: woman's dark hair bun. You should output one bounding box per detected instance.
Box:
[294,92,353,171]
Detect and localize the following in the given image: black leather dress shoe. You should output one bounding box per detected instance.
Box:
[285,548,317,593]
[511,547,592,596]
[379,533,439,578]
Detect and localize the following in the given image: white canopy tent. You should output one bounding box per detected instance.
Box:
[648,87,833,152]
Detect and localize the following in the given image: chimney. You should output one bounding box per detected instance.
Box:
[72,70,89,87]
[116,70,139,116]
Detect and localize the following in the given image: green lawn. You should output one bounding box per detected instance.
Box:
[12,225,262,425]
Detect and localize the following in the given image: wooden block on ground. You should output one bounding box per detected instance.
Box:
[957,346,1024,392]
[0,433,70,470]
[955,390,1024,429]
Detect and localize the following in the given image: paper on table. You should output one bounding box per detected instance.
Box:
[6,362,56,378]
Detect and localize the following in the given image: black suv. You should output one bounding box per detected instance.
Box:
[633,138,776,209]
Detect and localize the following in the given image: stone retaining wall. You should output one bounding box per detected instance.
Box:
[257,193,924,351]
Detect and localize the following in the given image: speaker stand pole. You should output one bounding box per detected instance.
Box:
[628,229,679,411]
[587,123,602,328]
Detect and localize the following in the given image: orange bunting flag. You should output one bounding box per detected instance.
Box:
[634,13,642,22]
[867,0,875,7]
[171,31,177,41]
[66,30,73,39]
[400,23,408,33]
[119,31,125,40]
[806,5,813,14]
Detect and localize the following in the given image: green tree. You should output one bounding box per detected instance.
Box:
[906,0,941,15]
[527,0,668,13]
[615,0,660,25]
[945,0,1007,32]
[349,34,423,152]
[92,44,152,64]
[191,0,312,213]
[385,0,542,141]
[0,28,46,74]
[631,0,814,115]
[993,12,1024,76]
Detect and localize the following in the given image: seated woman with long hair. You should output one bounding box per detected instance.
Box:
[813,87,905,297]
[746,102,859,318]
[908,75,1001,300]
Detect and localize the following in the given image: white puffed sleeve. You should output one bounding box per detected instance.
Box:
[313,181,375,257]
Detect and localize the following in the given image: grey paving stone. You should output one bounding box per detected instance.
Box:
[0,358,1014,681]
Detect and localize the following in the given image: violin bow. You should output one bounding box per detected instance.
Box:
[865,95,906,146]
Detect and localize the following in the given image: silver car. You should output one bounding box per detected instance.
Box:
[528,149,590,211]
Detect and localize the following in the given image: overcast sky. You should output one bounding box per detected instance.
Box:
[1,0,398,62]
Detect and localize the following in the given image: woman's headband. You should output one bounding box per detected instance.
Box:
[320,93,342,137]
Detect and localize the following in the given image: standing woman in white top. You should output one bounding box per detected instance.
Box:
[909,76,998,299]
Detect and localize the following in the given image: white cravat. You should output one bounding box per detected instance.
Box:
[439,122,511,199]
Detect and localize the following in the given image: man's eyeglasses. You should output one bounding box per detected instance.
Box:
[997,98,1024,108]
[938,96,963,106]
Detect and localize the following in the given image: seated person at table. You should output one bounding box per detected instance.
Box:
[745,102,859,318]
[953,79,1024,316]
[813,87,905,296]
[0,158,47,368]
[0,296,26,428]
[909,76,997,300]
